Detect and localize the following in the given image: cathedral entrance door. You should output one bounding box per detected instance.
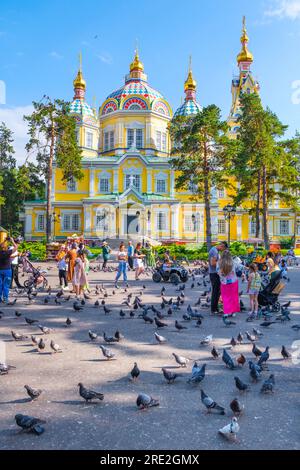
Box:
[126,215,140,235]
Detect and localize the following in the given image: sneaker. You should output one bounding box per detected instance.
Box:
[115,284,120,289]
[63,286,69,291]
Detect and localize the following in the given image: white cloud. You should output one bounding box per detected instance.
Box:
[96,52,113,64]
[265,0,300,19]
[0,105,33,164]
[49,51,64,60]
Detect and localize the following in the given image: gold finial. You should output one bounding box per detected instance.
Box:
[73,51,86,90]
[130,43,144,72]
[237,16,253,64]
[184,55,197,92]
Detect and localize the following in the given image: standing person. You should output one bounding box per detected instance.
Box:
[10,239,22,288]
[144,242,156,268]
[247,263,261,320]
[101,241,111,271]
[127,240,134,271]
[208,241,228,315]
[73,251,87,299]
[65,243,77,291]
[57,254,68,290]
[115,243,128,288]
[134,242,145,280]
[218,250,240,317]
[0,237,17,303]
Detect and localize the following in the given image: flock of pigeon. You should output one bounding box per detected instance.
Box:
[0,266,299,445]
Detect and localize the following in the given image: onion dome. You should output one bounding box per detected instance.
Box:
[174,58,201,118]
[100,50,172,117]
[69,54,97,124]
[237,16,254,64]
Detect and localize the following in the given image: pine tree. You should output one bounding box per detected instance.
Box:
[24,97,83,242]
[170,105,237,249]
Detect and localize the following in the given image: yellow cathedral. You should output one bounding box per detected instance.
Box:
[23,18,299,244]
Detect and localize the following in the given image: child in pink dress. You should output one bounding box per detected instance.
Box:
[218,250,240,317]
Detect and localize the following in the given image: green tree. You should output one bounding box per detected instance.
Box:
[233,93,300,248]
[0,121,16,225]
[24,97,83,242]
[170,105,237,249]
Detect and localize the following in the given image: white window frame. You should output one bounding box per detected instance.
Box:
[279,220,290,235]
[156,130,167,151]
[104,131,114,151]
[157,212,167,231]
[156,179,166,194]
[62,213,80,232]
[218,219,226,235]
[86,131,93,149]
[184,215,194,232]
[127,128,143,149]
[36,213,45,231]
[125,174,141,192]
[99,178,110,193]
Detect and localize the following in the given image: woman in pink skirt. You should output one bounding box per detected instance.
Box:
[218,250,240,317]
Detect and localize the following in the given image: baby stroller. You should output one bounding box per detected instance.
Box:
[20,254,48,290]
[258,270,284,313]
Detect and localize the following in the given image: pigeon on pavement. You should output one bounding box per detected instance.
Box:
[200,389,225,414]
[78,383,104,402]
[136,393,159,410]
[15,414,46,435]
[24,385,43,401]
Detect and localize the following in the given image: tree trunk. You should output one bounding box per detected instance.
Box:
[255,172,261,238]
[46,118,55,243]
[262,165,269,249]
[203,142,212,250]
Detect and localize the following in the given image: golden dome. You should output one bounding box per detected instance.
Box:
[73,70,86,90]
[237,16,253,64]
[130,50,144,72]
[184,70,197,91]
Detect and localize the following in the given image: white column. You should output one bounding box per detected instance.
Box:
[113,169,119,193]
[171,205,180,239]
[89,168,95,197]
[147,169,152,193]
[110,206,116,238]
[237,215,242,240]
[25,212,32,239]
[51,169,55,202]
[170,171,175,197]
[211,207,218,242]
[84,206,92,236]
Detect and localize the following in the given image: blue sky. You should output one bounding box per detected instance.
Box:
[1,0,300,162]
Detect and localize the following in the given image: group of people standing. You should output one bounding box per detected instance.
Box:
[115,241,148,288]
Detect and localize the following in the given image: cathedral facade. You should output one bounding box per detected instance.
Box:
[23,19,299,244]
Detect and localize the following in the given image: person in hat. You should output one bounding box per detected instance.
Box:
[101,241,111,271]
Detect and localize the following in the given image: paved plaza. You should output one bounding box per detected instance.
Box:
[0,261,299,450]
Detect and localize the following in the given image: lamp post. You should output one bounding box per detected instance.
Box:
[52,211,61,242]
[136,209,151,246]
[223,205,236,246]
[192,213,201,244]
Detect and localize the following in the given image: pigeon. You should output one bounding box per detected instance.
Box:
[167,308,173,316]
[257,346,270,367]
[200,334,213,345]
[37,338,46,352]
[218,417,240,441]
[237,332,243,344]
[50,340,62,353]
[114,330,124,341]
[260,321,276,328]
[252,328,263,337]
[0,363,16,375]
[252,343,263,358]
[223,316,236,326]
[88,330,98,341]
[129,311,135,318]
[15,310,22,318]
[78,383,104,402]
[281,345,291,359]
[119,309,126,319]
[222,349,235,370]
[15,414,46,435]
[291,324,300,332]
[55,298,61,305]
[38,325,51,335]
[24,385,43,401]
[200,389,225,414]
[154,317,168,328]
[172,352,189,367]
[260,374,275,393]
[230,398,244,416]
[211,346,220,360]
[187,362,206,384]
[230,337,237,347]
[84,292,91,300]
[103,332,118,343]
[73,302,83,311]
[162,368,179,384]
[136,393,159,410]
[130,362,140,381]
[11,330,28,341]
[94,300,100,307]
[245,331,256,342]
[195,319,202,327]
[56,290,63,298]
[99,345,115,360]
[25,317,38,325]
[182,313,191,321]
[234,376,250,392]
[65,317,72,327]
[249,361,263,382]
[237,354,246,367]
[103,305,112,315]
[143,314,153,324]
[154,332,167,344]
[175,320,187,331]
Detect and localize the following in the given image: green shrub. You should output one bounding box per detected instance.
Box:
[19,241,47,261]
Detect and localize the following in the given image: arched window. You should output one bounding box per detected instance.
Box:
[128,104,142,110]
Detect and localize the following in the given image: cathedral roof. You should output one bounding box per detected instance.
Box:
[174,61,201,118]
